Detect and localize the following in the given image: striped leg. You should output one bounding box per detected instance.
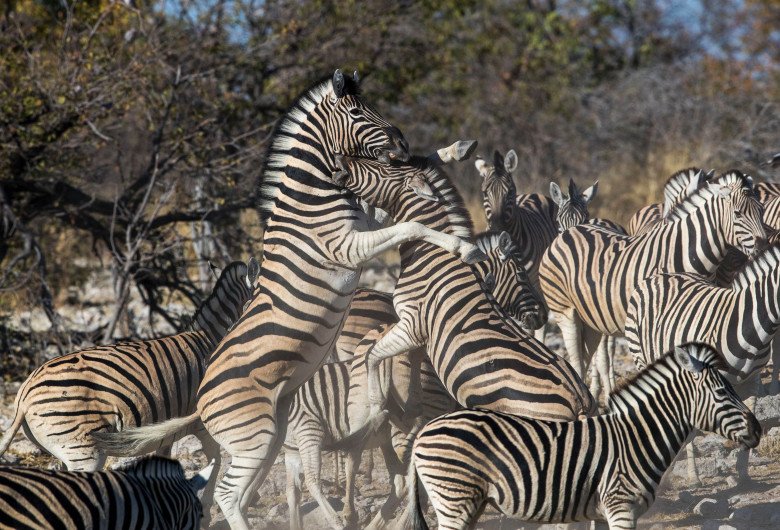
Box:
[196,430,222,527]
[771,334,780,395]
[285,450,304,530]
[366,319,423,418]
[215,396,292,530]
[554,308,587,378]
[297,425,345,529]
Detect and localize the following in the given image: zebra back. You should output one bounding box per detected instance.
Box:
[0,456,209,530]
[409,343,760,528]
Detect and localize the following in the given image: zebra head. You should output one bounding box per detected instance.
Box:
[550,179,599,232]
[714,171,766,256]
[661,167,714,217]
[674,343,761,450]
[475,149,518,231]
[327,70,409,166]
[480,231,546,330]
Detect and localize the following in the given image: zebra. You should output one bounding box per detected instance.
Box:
[91,71,484,530]
[549,178,599,232]
[284,226,548,528]
[0,456,214,530]
[0,258,258,523]
[755,181,780,203]
[474,150,558,343]
[333,153,594,430]
[403,342,761,530]
[539,170,765,382]
[626,167,713,236]
[624,242,780,483]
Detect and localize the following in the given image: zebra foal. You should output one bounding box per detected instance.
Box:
[405,343,761,530]
[0,456,213,530]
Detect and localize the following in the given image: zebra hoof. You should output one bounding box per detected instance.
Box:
[462,246,488,264]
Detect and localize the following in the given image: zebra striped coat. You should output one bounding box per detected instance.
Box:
[0,456,213,530]
[334,154,594,423]
[406,343,761,530]
[0,259,258,472]
[539,171,765,377]
[625,243,780,385]
[90,71,484,530]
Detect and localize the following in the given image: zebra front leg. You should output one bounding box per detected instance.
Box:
[734,375,761,483]
[400,347,426,425]
[298,431,346,530]
[334,222,486,268]
[771,333,780,395]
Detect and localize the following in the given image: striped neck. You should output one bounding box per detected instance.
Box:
[731,244,780,336]
[191,262,251,346]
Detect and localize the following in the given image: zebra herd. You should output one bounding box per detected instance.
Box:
[0,69,775,529]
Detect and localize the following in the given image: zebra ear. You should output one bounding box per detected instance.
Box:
[550,182,564,206]
[190,459,216,497]
[208,262,220,281]
[493,150,505,172]
[504,149,518,173]
[582,180,599,203]
[483,272,496,292]
[333,69,346,98]
[407,174,438,202]
[246,257,260,287]
[675,345,705,374]
[498,231,513,261]
[353,71,359,83]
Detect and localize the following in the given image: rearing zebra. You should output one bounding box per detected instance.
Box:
[333,153,594,428]
[405,343,761,529]
[91,71,483,530]
[539,171,765,379]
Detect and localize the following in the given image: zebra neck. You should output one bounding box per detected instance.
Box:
[666,206,731,272]
[735,275,780,341]
[608,368,692,470]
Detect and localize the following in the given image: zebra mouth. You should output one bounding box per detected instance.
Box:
[738,413,762,449]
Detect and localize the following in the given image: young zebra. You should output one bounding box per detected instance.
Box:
[0,259,258,470]
[627,168,712,236]
[540,171,765,380]
[91,71,483,530]
[405,343,761,530]
[0,456,214,530]
[625,243,780,482]
[333,154,594,429]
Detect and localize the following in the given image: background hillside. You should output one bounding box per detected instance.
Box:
[1,0,779,379]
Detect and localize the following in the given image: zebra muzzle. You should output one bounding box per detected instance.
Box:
[738,412,762,449]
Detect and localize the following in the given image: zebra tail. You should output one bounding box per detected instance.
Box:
[90,413,202,457]
[325,409,389,451]
[397,454,429,530]
[0,405,25,457]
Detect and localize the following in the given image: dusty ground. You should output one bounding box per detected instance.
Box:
[2,335,779,530]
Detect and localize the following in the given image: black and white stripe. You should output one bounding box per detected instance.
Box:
[0,259,258,472]
[405,343,761,529]
[540,171,765,379]
[550,178,599,232]
[335,154,594,425]
[89,71,484,530]
[0,456,213,530]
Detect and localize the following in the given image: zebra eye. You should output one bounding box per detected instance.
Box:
[714,387,728,397]
[348,107,363,118]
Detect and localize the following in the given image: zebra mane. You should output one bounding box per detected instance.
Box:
[256,75,339,225]
[607,343,724,409]
[662,167,703,211]
[731,243,780,290]
[665,170,751,222]
[116,456,185,479]
[189,261,248,333]
[415,157,475,239]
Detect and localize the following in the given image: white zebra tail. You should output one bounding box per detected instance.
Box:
[90,413,202,457]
